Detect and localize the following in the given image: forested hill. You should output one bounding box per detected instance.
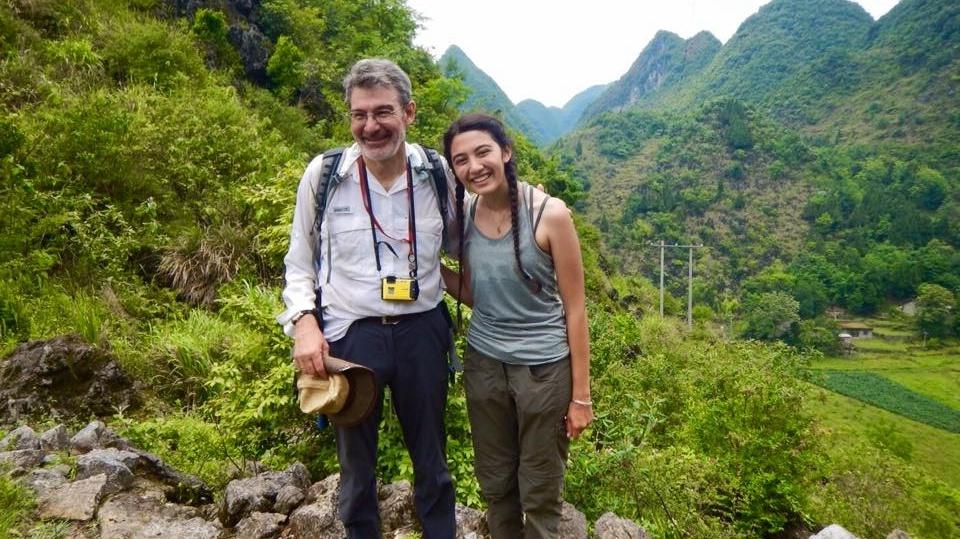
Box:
[579,30,721,122]
[438,45,539,142]
[552,0,960,325]
[439,44,608,145]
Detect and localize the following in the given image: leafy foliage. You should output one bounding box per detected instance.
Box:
[0,467,35,537]
[915,283,957,338]
[566,312,820,537]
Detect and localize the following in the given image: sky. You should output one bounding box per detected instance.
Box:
[405,0,901,108]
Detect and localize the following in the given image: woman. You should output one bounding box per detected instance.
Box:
[440,114,593,538]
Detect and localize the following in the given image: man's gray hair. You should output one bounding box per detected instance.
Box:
[343,58,412,105]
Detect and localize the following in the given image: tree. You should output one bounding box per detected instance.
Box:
[915,283,955,338]
[742,291,801,341]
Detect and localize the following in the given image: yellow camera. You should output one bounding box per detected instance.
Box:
[381,276,419,301]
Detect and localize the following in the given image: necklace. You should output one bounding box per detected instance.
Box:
[481,203,511,235]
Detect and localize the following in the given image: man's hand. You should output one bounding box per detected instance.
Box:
[293,314,328,378]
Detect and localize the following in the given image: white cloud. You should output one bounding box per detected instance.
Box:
[406,0,900,107]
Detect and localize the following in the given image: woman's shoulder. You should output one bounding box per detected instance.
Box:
[522,182,566,211]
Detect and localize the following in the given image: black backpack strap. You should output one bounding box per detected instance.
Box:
[311,148,345,302]
[416,145,450,247]
[313,148,345,240]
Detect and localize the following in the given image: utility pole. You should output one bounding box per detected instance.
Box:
[659,241,665,317]
[650,242,704,326]
[688,246,694,328]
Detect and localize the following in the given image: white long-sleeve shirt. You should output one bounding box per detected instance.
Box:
[277,142,457,341]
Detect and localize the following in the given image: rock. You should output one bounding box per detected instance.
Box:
[0,336,141,426]
[134,449,213,505]
[71,420,129,454]
[23,467,69,498]
[559,501,588,539]
[220,463,310,527]
[0,449,45,471]
[455,504,488,539]
[810,525,861,539]
[1,425,40,450]
[378,480,417,535]
[886,531,912,539]
[131,517,222,539]
[235,512,287,539]
[40,425,70,451]
[37,473,109,521]
[305,473,340,504]
[226,26,270,85]
[594,512,650,539]
[275,484,306,515]
[228,0,256,17]
[99,489,221,539]
[284,502,344,538]
[76,447,139,495]
[221,477,276,527]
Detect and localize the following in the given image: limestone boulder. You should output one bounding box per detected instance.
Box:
[0,336,141,426]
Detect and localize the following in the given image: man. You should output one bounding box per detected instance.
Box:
[278,58,457,538]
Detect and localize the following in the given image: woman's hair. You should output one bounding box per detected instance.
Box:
[443,114,541,326]
[342,58,412,105]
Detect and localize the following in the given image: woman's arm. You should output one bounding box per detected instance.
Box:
[440,262,474,308]
[541,199,593,439]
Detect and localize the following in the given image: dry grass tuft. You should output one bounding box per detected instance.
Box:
[158,225,250,307]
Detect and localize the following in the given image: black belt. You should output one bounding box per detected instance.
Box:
[359,309,430,325]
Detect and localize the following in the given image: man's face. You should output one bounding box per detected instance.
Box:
[348,85,416,165]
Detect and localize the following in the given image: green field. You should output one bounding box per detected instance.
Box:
[808,319,960,488]
[805,385,960,490]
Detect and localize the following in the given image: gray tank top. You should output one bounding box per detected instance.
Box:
[465,182,570,365]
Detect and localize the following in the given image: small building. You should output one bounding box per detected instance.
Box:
[899,300,917,316]
[839,321,873,339]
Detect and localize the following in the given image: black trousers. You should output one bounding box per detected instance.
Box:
[328,305,456,539]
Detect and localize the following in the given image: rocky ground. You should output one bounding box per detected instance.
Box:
[0,421,649,538]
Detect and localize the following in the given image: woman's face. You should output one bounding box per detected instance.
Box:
[448,130,512,196]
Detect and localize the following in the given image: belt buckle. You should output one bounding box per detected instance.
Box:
[381,315,400,325]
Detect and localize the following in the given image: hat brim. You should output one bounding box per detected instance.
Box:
[323,356,378,428]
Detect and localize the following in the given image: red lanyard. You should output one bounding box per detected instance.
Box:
[357,156,418,277]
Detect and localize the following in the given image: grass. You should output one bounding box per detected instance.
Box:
[0,470,35,537]
[808,370,960,433]
[806,384,960,490]
[807,316,960,488]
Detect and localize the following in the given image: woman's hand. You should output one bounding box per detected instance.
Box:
[565,400,594,439]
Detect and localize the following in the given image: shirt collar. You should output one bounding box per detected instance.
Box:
[338,142,430,184]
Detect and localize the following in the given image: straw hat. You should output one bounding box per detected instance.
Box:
[297,356,377,427]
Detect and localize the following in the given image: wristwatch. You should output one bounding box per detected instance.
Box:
[291,310,316,325]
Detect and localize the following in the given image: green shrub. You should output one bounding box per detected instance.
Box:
[191,8,238,70]
[0,469,35,537]
[0,280,29,341]
[116,412,236,490]
[20,285,114,345]
[148,312,249,403]
[569,311,819,537]
[101,18,205,90]
[266,35,304,98]
[809,439,960,538]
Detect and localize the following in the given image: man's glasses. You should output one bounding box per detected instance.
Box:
[348,108,400,125]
